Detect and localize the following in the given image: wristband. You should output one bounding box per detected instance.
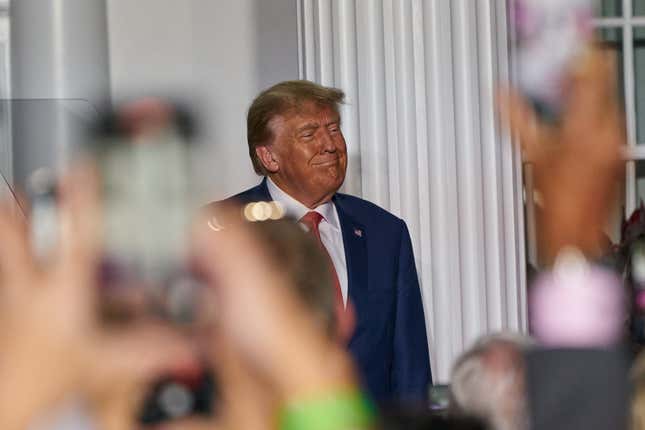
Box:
[530,247,624,347]
[279,389,375,430]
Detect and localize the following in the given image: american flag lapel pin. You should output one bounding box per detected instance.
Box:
[354,228,363,238]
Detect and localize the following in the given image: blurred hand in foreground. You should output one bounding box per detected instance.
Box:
[158,208,362,430]
[193,207,358,401]
[0,165,195,430]
[499,48,625,266]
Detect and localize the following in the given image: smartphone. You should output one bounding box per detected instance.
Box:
[90,100,200,325]
[513,0,594,121]
[27,100,214,424]
[89,100,214,424]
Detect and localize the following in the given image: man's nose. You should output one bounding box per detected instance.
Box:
[320,130,336,152]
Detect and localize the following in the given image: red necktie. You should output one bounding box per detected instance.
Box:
[299,211,345,313]
[300,211,356,344]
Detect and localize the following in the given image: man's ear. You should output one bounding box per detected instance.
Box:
[256,146,279,173]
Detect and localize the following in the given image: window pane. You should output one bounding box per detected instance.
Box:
[607,167,625,245]
[636,27,645,143]
[636,0,645,16]
[597,27,626,115]
[637,161,645,209]
[597,0,622,17]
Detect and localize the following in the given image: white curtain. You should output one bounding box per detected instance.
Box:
[297,0,527,382]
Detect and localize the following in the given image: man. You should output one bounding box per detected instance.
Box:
[206,80,431,403]
[450,333,532,430]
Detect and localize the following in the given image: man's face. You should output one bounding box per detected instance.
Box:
[263,102,347,208]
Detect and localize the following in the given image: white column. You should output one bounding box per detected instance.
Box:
[355,0,388,208]
[298,0,526,382]
[10,0,110,189]
[0,7,11,188]
[333,0,361,196]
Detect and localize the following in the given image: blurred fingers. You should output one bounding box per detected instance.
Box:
[566,47,624,145]
[56,162,102,293]
[569,47,619,114]
[89,323,198,388]
[84,322,198,429]
[497,87,544,162]
[192,203,287,295]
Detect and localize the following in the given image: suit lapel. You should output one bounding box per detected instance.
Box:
[333,195,368,342]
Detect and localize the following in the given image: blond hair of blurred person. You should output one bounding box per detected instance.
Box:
[450,333,532,430]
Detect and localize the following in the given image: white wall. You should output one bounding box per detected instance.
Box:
[10,0,110,189]
[106,0,299,203]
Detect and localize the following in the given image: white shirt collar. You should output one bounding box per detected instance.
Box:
[266,176,341,231]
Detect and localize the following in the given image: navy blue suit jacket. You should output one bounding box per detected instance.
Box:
[210,178,432,403]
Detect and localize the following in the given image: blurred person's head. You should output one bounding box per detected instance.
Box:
[450,333,532,430]
[247,80,347,208]
[631,353,645,430]
[248,218,352,342]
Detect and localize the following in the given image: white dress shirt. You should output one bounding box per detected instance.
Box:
[266,177,348,306]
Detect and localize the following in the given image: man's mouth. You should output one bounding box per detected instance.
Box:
[312,157,340,166]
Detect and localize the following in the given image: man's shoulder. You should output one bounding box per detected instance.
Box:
[203,182,270,211]
[228,184,271,203]
[334,192,403,227]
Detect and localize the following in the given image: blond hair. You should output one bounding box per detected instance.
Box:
[246,80,345,175]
